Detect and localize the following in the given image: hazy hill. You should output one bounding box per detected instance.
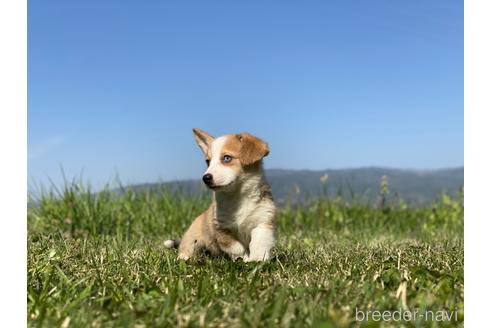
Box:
[128,167,464,205]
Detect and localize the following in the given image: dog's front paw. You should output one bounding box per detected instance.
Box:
[243,253,270,262]
[177,253,190,261]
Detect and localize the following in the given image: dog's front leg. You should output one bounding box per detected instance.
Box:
[244,223,275,262]
[220,241,247,261]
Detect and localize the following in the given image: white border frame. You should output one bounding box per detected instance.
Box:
[465,0,492,326]
[0,0,26,325]
[0,0,487,325]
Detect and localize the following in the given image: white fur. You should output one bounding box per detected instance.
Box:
[178,253,190,261]
[222,241,247,260]
[204,136,237,187]
[214,168,276,262]
[244,224,276,262]
[163,240,175,248]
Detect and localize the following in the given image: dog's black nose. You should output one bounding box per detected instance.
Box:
[202,173,213,186]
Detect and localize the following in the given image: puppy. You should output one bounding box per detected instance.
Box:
[164,128,276,262]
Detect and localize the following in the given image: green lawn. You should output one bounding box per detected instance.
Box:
[27,184,464,327]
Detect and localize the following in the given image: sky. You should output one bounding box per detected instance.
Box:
[28,0,464,189]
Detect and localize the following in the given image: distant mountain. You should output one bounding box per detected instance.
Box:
[265,167,463,205]
[127,167,464,205]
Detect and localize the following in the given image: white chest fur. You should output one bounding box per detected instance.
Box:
[213,175,275,246]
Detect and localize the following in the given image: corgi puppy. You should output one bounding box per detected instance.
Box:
[164,128,276,262]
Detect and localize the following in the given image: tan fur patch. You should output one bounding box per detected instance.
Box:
[237,133,269,166]
[222,133,269,166]
[192,128,214,156]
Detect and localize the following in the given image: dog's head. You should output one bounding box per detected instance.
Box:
[192,128,269,191]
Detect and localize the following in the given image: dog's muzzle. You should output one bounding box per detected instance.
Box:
[202,173,213,186]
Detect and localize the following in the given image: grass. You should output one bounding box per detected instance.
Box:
[27,182,464,327]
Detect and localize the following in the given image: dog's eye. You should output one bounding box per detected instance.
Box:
[205,159,210,167]
[223,155,232,163]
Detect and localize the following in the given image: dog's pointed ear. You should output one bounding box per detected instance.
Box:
[237,133,270,166]
[192,128,214,155]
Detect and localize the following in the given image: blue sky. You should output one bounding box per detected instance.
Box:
[28,0,463,189]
